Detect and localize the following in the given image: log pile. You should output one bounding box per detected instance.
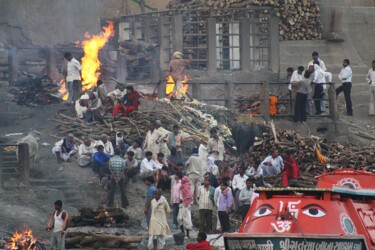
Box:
[119,40,156,81]
[53,100,235,143]
[166,0,322,40]
[66,228,142,249]
[66,207,142,249]
[235,126,375,187]
[9,73,62,106]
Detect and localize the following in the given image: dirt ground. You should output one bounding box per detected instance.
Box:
[0,95,374,249]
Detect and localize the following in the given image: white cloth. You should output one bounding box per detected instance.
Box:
[177,204,192,230]
[198,144,208,172]
[53,210,66,232]
[369,85,375,115]
[245,166,256,177]
[214,186,222,229]
[290,70,304,91]
[147,235,165,250]
[156,127,170,157]
[52,145,77,162]
[126,146,143,161]
[149,196,171,235]
[75,101,88,119]
[207,137,224,161]
[308,58,326,71]
[143,129,163,160]
[207,156,219,177]
[260,155,284,176]
[66,58,82,82]
[98,140,114,156]
[313,64,326,84]
[366,68,375,86]
[338,66,352,83]
[140,158,159,174]
[185,155,204,176]
[232,174,249,191]
[78,143,96,156]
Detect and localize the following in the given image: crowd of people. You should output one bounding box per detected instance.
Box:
[286,51,353,122]
[51,119,301,249]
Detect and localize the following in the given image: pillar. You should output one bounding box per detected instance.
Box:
[226,82,234,109]
[116,52,127,83]
[260,81,270,122]
[240,18,250,72]
[207,18,217,73]
[172,15,183,53]
[269,13,280,74]
[18,143,29,185]
[328,83,339,120]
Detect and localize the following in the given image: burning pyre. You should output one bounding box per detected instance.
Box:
[4,228,45,250]
[166,75,189,99]
[57,21,115,101]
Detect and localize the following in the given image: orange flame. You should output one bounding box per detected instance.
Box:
[80,21,115,91]
[166,75,189,98]
[10,228,33,249]
[58,79,69,101]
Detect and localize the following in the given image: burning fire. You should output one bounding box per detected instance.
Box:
[8,228,33,249]
[80,21,115,90]
[58,79,69,101]
[166,75,189,98]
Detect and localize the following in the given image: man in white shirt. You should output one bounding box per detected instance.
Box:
[185,148,204,203]
[197,177,215,233]
[78,138,96,167]
[98,134,114,156]
[290,66,304,113]
[64,52,82,104]
[232,167,248,214]
[143,123,163,160]
[126,140,143,165]
[311,63,327,115]
[207,128,225,162]
[336,59,353,116]
[140,151,159,178]
[367,60,375,116]
[259,149,284,176]
[308,51,327,71]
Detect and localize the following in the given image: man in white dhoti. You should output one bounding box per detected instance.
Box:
[178,176,193,239]
[143,123,164,160]
[154,120,170,158]
[148,189,171,250]
[77,138,96,167]
[52,134,78,163]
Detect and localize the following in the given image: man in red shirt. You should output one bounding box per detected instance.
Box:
[186,232,213,250]
[281,150,300,187]
[112,86,140,117]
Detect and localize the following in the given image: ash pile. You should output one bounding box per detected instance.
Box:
[8,72,63,107]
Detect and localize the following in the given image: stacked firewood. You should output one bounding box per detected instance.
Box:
[119,40,156,81]
[235,127,375,187]
[66,207,142,249]
[53,100,234,144]
[166,0,322,40]
[8,73,62,106]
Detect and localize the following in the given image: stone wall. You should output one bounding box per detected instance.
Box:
[0,0,169,47]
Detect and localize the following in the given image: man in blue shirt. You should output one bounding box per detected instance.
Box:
[93,145,110,181]
[144,176,156,228]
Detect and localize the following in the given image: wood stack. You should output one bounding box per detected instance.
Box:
[53,100,235,143]
[234,127,375,187]
[66,207,142,249]
[166,0,322,41]
[119,40,156,81]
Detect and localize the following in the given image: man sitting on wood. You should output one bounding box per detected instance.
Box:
[258,149,284,176]
[52,133,77,163]
[112,86,140,117]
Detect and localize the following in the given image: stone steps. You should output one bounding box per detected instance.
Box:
[30,178,84,207]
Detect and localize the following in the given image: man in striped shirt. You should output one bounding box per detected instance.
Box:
[197,177,215,233]
[107,148,129,208]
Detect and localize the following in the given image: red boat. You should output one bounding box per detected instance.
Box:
[224,168,375,250]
